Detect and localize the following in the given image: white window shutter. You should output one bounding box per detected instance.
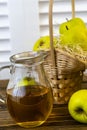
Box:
[39,0,87,37]
[0,0,11,64]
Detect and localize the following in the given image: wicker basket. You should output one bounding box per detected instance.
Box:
[43,49,85,104]
[43,0,85,104]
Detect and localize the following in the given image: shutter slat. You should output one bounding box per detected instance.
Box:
[0,44,11,52]
[0,0,8,4]
[0,28,10,40]
[0,40,11,52]
[0,1,8,16]
[0,52,11,62]
[0,16,9,27]
[39,0,87,36]
[39,1,87,14]
[0,9,8,16]
[0,0,11,64]
[40,12,87,26]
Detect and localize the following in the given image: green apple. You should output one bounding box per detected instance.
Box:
[59,26,87,51]
[12,77,36,97]
[59,17,86,34]
[33,35,58,51]
[68,89,87,123]
[18,77,36,87]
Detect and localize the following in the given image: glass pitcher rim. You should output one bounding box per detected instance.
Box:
[10,51,48,65]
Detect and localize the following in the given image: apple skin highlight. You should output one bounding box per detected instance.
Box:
[68,89,87,124]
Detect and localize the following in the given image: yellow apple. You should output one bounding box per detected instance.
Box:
[59,26,87,51]
[59,17,86,34]
[33,36,58,51]
[68,89,87,123]
[18,77,36,87]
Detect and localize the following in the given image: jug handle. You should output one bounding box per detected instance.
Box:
[0,65,11,104]
[0,65,11,71]
[0,95,5,104]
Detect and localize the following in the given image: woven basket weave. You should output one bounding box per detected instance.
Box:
[43,49,85,104]
[43,0,85,104]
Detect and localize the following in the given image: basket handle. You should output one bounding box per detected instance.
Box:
[48,0,76,83]
[71,0,75,18]
[49,0,75,63]
[49,0,58,83]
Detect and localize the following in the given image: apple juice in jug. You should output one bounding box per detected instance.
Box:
[7,83,53,128]
[5,51,53,128]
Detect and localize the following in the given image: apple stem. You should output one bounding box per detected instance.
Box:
[66,18,69,21]
[66,25,69,30]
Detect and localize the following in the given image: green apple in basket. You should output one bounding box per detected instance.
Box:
[68,89,87,123]
[33,35,58,51]
[59,17,86,34]
[59,26,87,51]
[59,17,87,51]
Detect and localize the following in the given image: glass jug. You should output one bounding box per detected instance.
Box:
[0,51,53,128]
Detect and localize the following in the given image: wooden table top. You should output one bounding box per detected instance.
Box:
[0,80,87,130]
